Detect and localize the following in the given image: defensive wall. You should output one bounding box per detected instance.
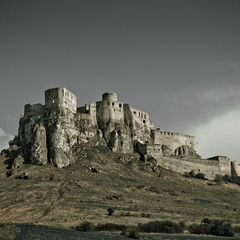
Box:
[153,155,231,180]
[151,129,199,154]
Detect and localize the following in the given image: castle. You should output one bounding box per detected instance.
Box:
[16,87,240,180]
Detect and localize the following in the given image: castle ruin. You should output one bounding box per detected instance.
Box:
[15,87,240,180]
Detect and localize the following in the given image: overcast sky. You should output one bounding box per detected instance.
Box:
[1,0,240,163]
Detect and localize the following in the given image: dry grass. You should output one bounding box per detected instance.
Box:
[0,145,240,232]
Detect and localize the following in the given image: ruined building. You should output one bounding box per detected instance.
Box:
[15,87,240,180]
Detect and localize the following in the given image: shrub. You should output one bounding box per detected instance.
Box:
[223,174,234,183]
[138,220,183,233]
[189,223,211,235]
[189,219,233,237]
[195,172,205,180]
[201,218,212,224]
[121,229,140,239]
[107,207,115,216]
[214,174,223,183]
[76,222,95,232]
[128,230,141,239]
[233,225,240,233]
[178,221,186,228]
[141,212,151,218]
[96,223,127,231]
[211,220,233,237]
[184,170,195,178]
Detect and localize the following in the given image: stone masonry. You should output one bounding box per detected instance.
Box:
[13,87,240,179]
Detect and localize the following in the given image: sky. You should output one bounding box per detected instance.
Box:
[0,0,240,162]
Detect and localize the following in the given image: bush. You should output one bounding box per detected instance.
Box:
[233,225,240,233]
[138,220,183,233]
[214,174,223,183]
[184,170,195,178]
[76,222,95,232]
[223,174,234,183]
[128,230,141,239]
[189,223,211,235]
[178,221,186,228]
[107,207,115,216]
[96,223,127,232]
[189,219,233,237]
[121,229,140,239]
[195,172,206,180]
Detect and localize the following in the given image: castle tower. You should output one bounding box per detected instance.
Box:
[102,92,117,102]
[45,87,77,113]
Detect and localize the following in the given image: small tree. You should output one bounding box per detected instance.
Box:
[107,207,115,216]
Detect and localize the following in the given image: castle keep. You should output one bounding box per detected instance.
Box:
[16,87,240,180]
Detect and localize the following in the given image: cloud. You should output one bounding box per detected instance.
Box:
[192,110,240,163]
[0,128,14,151]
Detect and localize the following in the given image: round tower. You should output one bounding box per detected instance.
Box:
[102,92,117,102]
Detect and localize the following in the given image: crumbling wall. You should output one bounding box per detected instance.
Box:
[151,130,199,155]
[155,156,220,180]
[77,103,97,125]
[124,104,150,144]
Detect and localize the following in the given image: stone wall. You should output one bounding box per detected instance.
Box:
[154,155,230,180]
[45,87,77,113]
[151,130,199,155]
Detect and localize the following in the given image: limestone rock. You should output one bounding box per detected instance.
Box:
[11,155,24,169]
[30,123,48,165]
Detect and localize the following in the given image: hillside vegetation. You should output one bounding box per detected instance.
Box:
[0,145,240,238]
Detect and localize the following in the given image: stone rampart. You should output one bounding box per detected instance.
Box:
[151,129,199,154]
[24,104,45,118]
[155,156,228,180]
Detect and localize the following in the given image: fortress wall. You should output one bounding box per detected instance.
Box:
[151,130,199,154]
[76,103,97,125]
[218,156,231,176]
[110,101,125,122]
[208,156,231,176]
[45,87,77,113]
[129,106,150,129]
[146,144,162,155]
[154,155,220,180]
[24,104,45,118]
[231,162,240,177]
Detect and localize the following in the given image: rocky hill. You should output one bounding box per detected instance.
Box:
[0,143,240,239]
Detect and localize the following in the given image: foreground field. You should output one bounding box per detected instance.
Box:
[0,145,240,238]
[0,224,240,240]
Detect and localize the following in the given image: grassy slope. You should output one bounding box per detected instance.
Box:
[0,145,240,231]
